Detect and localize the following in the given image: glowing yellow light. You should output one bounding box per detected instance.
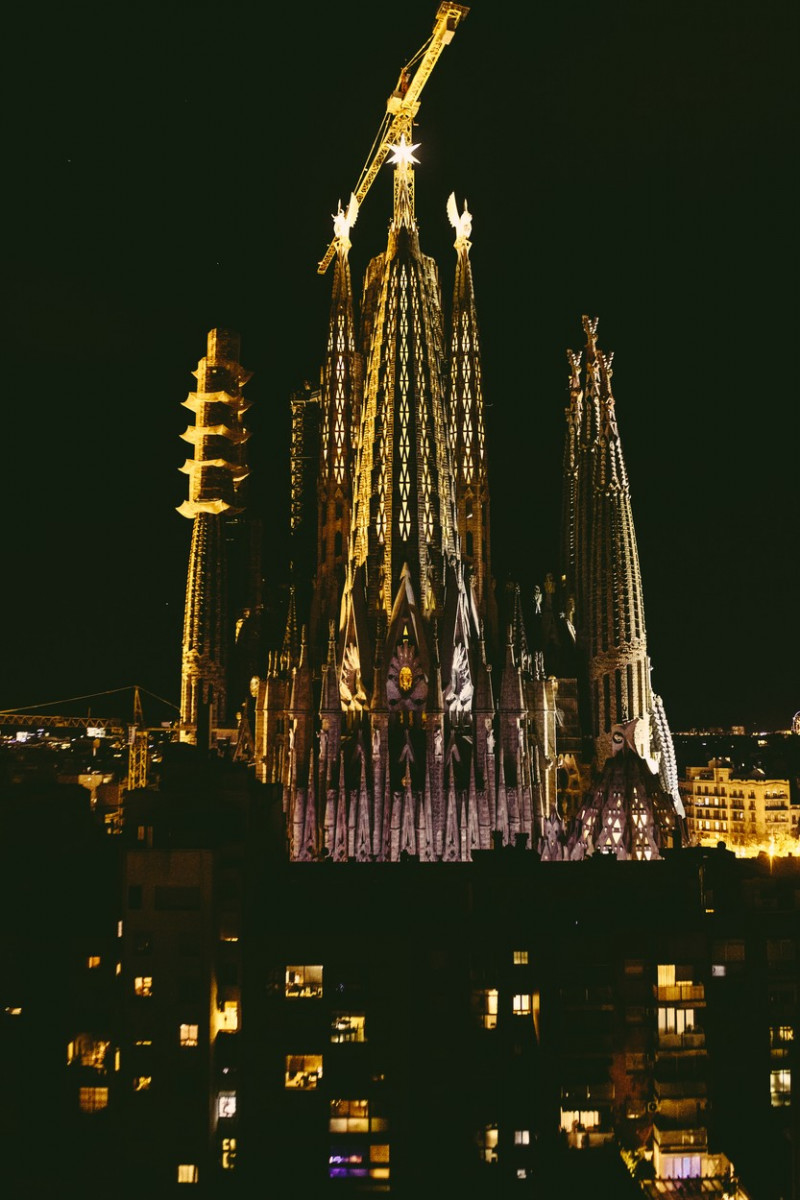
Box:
[388,135,420,168]
[398,666,413,693]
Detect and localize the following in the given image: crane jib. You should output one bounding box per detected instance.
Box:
[316,3,470,275]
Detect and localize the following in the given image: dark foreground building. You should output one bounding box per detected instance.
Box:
[2,755,797,1198]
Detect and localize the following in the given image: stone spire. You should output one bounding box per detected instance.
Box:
[561,318,683,828]
[310,197,362,654]
[447,193,495,640]
[586,326,651,767]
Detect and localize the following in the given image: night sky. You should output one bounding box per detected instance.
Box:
[2,0,797,733]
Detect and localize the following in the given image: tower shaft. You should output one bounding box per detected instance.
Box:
[178,330,252,744]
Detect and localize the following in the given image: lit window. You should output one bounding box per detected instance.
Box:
[771,1069,792,1107]
[177,1164,198,1183]
[560,1109,600,1132]
[217,1001,239,1032]
[133,1076,151,1091]
[329,1147,366,1178]
[329,1098,370,1132]
[512,994,532,1017]
[331,1013,366,1043]
[221,1137,237,1170]
[516,1169,528,1179]
[513,951,529,965]
[87,956,101,969]
[476,1123,498,1164]
[285,965,323,998]
[134,976,153,997]
[79,1086,109,1112]
[285,1054,323,1089]
[4,1006,22,1016]
[218,1092,237,1119]
[658,1006,696,1038]
[180,1024,199,1047]
[475,988,498,1029]
[514,1130,530,1145]
[67,1035,110,1071]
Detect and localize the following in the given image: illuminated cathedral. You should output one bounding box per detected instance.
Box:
[176,5,685,864]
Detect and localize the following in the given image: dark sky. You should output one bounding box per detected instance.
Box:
[2,0,797,733]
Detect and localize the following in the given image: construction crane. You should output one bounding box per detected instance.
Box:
[317,2,470,275]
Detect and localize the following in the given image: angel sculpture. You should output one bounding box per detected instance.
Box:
[446,192,472,243]
[332,192,359,242]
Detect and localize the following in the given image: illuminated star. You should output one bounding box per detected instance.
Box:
[388,134,420,168]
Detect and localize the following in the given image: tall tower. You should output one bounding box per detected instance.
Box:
[447,193,497,644]
[561,317,683,816]
[254,126,557,862]
[178,330,252,745]
[309,195,363,657]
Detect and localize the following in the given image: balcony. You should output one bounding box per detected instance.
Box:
[653,1126,708,1152]
[656,1030,706,1051]
[654,984,705,1004]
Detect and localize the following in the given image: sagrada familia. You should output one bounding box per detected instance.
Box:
[175,8,685,866]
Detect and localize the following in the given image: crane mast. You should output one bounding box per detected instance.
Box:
[317,2,470,274]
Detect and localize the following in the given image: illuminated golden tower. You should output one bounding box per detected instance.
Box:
[256,120,559,861]
[309,194,362,656]
[178,329,252,745]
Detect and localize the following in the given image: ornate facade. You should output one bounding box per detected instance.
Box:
[239,132,685,862]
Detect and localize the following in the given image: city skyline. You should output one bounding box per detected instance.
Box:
[1,0,796,732]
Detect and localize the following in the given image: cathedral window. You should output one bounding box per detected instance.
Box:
[285,1054,323,1089]
[285,965,323,998]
